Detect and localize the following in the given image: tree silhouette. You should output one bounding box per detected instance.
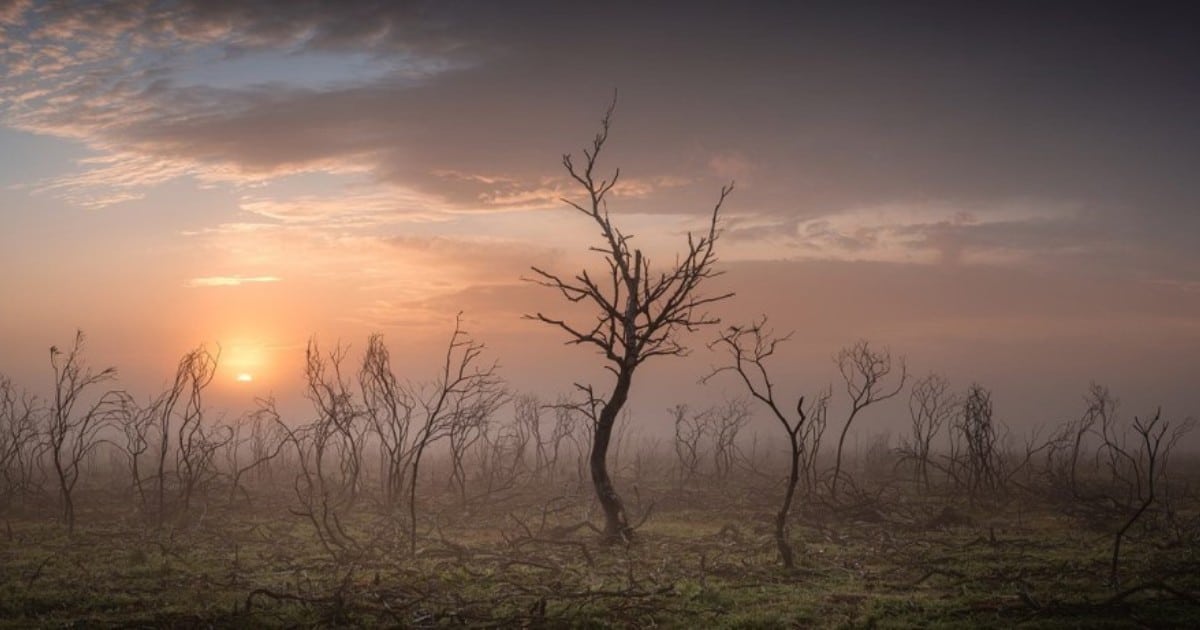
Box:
[706,318,807,568]
[47,331,116,534]
[527,99,733,542]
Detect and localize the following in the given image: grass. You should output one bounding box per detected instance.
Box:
[0,476,1197,628]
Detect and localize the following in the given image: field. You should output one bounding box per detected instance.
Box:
[2,454,1198,629]
[3,342,1198,627]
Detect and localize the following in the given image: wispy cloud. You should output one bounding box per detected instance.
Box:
[1,1,477,209]
[188,275,282,288]
[722,200,1088,266]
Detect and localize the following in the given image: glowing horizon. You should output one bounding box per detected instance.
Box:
[1,1,1197,438]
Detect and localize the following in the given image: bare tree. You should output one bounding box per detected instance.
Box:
[1103,409,1194,587]
[956,383,999,497]
[512,394,551,479]
[359,333,415,513]
[447,391,505,505]
[151,346,216,525]
[280,340,374,560]
[305,340,366,507]
[277,413,360,561]
[174,346,225,514]
[706,318,807,570]
[0,376,43,510]
[899,373,957,490]
[405,314,503,553]
[107,390,156,510]
[830,340,907,499]
[527,100,733,542]
[670,404,706,484]
[709,397,752,480]
[1069,383,1116,498]
[549,397,590,488]
[46,331,117,534]
[225,398,287,503]
[798,387,831,494]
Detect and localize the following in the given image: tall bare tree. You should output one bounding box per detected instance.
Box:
[527,100,733,542]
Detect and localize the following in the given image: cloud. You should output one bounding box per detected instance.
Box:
[238,187,459,225]
[722,200,1091,266]
[707,151,754,182]
[4,0,1197,298]
[188,275,282,288]
[1,1,480,208]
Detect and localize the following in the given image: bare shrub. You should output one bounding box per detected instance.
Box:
[830,340,906,498]
[46,332,118,534]
[173,346,227,514]
[671,404,706,484]
[0,376,44,510]
[225,399,287,503]
[359,333,415,513]
[709,397,752,480]
[953,383,1000,497]
[898,373,957,490]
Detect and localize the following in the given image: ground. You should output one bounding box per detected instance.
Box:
[1,475,1197,628]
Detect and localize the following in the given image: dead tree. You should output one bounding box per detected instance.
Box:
[46,331,117,534]
[1069,384,1116,498]
[225,398,287,503]
[174,346,225,514]
[671,404,706,484]
[359,334,415,513]
[152,347,213,525]
[527,100,732,542]
[710,397,752,480]
[1104,409,1193,587]
[447,403,488,504]
[108,390,156,509]
[830,340,906,499]
[706,318,807,570]
[305,340,366,507]
[900,373,957,490]
[406,315,503,553]
[798,388,830,494]
[0,376,43,510]
[276,415,360,560]
[447,391,505,505]
[550,397,590,488]
[469,418,523,500]
[956,383,999,497]
[513,395,551,479]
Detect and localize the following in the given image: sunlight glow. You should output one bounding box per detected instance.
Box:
[223,340,270,385]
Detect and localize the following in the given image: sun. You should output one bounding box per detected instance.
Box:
[235,373,254,383]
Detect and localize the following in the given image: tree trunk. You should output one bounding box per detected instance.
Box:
[592,370,633,542]
[775,432,800,569]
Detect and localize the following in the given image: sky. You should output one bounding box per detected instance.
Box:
[1,1,1198,440]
